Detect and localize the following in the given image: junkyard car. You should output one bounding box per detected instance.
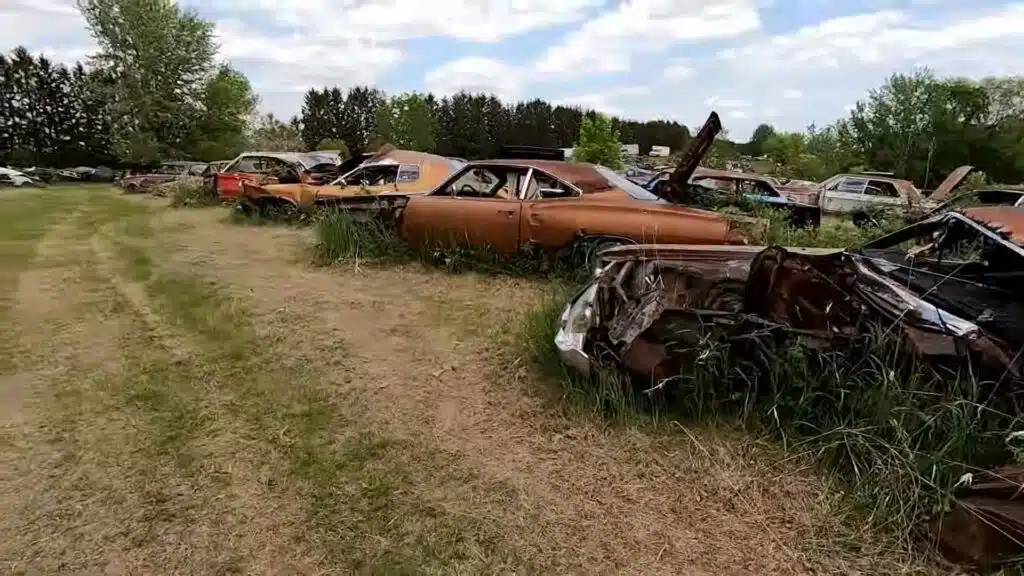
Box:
[237,147,464,214]
[644,167,821,227]
[118,161,208,193]
[213,151,340,200]
[557,205,1023,379]
[555,206,1024,568]
[0,167,46,188]
[331,113,767,265]
[781,167,973,225]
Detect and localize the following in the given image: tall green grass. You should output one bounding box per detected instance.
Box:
[312,209,409,264]
[312,208,594,280]
[168,178,219,208]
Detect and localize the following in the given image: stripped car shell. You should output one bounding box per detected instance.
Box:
[558,207,1024,381]
[237,147,462,214]
[556,207,1024,568]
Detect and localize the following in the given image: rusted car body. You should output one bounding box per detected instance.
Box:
[213,151,340,200]
[556,207,1024,568]
[332,112,768,258]
[557,207,1024,377]
[780,166,973,222]
[118,161,207,193]
[237,148,463,213]
[647,166,823,226]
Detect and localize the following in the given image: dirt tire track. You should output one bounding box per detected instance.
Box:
[152,209,920,575]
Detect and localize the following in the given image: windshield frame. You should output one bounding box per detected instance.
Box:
[594,165,664,202]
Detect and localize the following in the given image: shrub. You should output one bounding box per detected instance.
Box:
[168,177,219,208]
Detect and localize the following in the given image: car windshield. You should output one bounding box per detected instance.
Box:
[299,153,338,168]
[594,165,664,202]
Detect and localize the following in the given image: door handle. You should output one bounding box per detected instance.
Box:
[498,209,516,216]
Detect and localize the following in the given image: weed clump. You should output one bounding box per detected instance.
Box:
[312,208,408,264]
[168,178,219,208]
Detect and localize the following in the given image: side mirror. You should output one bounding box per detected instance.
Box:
[538,187,572,199]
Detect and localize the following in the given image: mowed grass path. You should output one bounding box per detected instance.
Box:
[0,187,939,574]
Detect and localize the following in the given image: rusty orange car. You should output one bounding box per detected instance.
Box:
[334,112,767,265]
[238,147,464,215]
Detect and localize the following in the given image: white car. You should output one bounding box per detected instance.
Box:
[0,167,42,187]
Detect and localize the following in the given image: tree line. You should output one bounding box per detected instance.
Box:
[732,72,1024,186]
[295,86,690,160]
[1,0,1022,189]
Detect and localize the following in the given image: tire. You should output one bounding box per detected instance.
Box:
[258,199,299,221]
[582,238,630,273]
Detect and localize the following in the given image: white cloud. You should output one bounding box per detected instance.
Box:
[704,96,752,109]
[534,0,761,79]
[188,0,604,43]
[692,4,1024,135]
[424,57,524,101]
[664,59,693,82]
[717,6,1024,78]
[0,0,95,64]
[553,85,651,116]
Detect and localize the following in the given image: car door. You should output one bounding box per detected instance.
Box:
[401,166,527,254]
[821,176,868,214]
[216,156,258,199]
[862,179,905,211]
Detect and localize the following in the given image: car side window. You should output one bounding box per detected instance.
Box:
[864,180,900,198]
[837,177,868,194]
[232,157,260,173]
[525,170,575,199]
[188,165,206,176]
[397,164,420,182]
[442,167,522,199]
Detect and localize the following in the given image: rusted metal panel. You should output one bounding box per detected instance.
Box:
[662,112,722,204]
[929,165,975,202]
[963,206,1024,245]
[937,467,1024,568]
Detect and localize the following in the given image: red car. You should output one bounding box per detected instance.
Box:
[213,151,340,200]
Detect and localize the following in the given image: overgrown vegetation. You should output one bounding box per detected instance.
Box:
[311,209,604,280]
[168,179,219,208]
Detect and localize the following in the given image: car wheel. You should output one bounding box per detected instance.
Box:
[582,238,630,273]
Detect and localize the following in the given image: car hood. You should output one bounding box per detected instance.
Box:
[927,165,974,202]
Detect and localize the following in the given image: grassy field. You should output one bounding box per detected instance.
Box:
[0,187,946,574]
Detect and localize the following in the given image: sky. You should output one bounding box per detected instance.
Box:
[3,0,1024,141]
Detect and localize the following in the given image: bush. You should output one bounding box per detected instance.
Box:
[312,208,407,264]
[168,177,219,208]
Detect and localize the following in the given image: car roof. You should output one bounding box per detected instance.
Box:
[464,159,614,194]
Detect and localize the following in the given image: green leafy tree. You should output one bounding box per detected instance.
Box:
[300,88,333,152]
[745,123,777,157]
[77,0,218,162]
[372,93,437,152]
[339,86,383,153]
[572,113,624,169]
[249,113,302,151]
[188,66,257,161]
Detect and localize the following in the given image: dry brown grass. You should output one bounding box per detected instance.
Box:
[0,188,945,574]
